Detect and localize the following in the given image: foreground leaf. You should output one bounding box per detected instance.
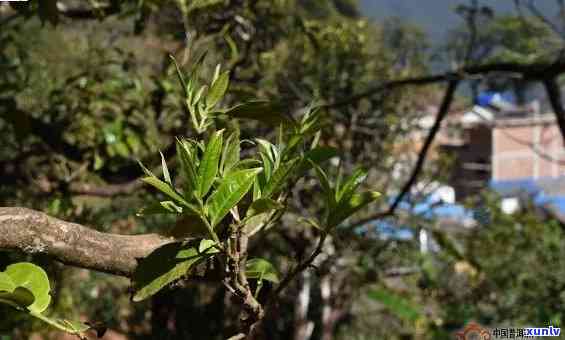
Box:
[5,263,51,313]
[207,70,230,108]
[336,168,368,203]
[132,242,207,302]
[198,130,224,198]
[206,168,262,227]
[141,177,190,208]
[262,158,300,198]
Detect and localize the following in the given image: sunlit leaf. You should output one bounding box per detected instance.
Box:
[198,130,224,198]
[160,152,172,186]
[141,177,190,208]
[5,263,51,313]
[207,70,230,108]
[336,168,368,203]
[176,138,199,198]
[221,131,240,174]
[0,275,35,310]
[206,168,262,227]
[262,158,300,198]
[198,239,219,254]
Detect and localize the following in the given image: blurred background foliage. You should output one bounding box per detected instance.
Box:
[0,0,564,339]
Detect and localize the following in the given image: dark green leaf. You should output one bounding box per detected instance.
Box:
[310,161,334,208]
[297,147,338,174]
[176,138,199,198]
[206,168,262,227]
[169,55,187,95]
[169,216,209,239]
[132,242,206,302]
[262,158,300,198]
[198,130,224,198]
[207,71,230,108]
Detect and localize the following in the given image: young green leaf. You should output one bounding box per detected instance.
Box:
[176,138,199,198]
[198,130,224,198]
[141,177,191,208]
[221,131,240,174]
[160,151,172,186]
[137,160,155,177]
[245,258,280,283]
[262,158,300,198]
[198,239,220,254]
[207,70,230,108]
[206,168,262,227]
[5,262,51,314]
[336,168,368,203]
[226,159,263,174]
[136,201,184,217]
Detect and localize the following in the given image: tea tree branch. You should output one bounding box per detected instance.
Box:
[0,207,174,277]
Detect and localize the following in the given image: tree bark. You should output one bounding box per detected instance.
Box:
[0,207,174,277]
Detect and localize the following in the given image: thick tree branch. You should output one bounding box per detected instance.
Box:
[0,207,174,277]
[326,59,565,108]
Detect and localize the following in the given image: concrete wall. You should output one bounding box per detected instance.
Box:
[492,115,564,181]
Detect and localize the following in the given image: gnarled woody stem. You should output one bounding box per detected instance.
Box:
[0,207,174,277]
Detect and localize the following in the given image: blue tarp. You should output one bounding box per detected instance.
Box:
[368,176,565,239]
